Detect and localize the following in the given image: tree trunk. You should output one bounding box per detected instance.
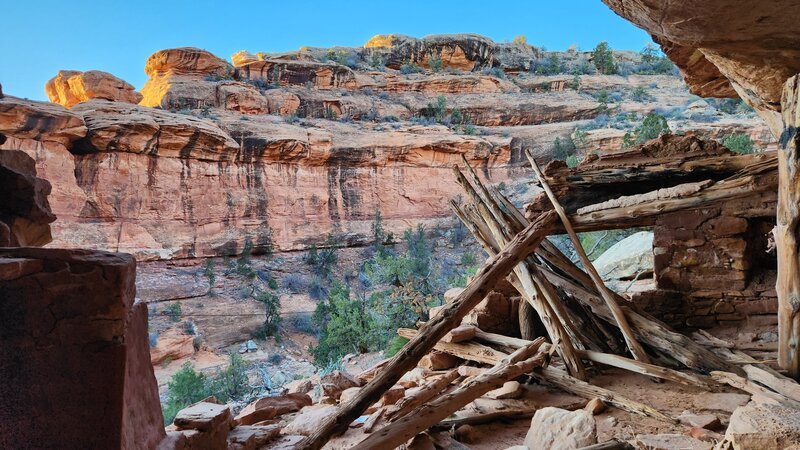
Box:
[778,74,800,379]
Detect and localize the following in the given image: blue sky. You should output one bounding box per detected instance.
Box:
[1,1,651,101]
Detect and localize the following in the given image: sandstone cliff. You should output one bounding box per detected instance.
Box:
[0,34,776,260]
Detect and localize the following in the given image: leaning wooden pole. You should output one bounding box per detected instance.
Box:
[352,339,548,450]
[296,211,557,450]
[778,75,800,379]
[526,150,651,365]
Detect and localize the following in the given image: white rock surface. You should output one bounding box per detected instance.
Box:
[594,231,654,280]
[524,407,596,450]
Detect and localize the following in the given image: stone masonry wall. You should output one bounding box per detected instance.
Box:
[0,248,165,449]
[635,206,777,330]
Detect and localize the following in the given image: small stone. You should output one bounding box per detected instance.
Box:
[687,427,724,443]
[635,433,712,450]
[454,424,481,444]
[677,411,721,430]
[692,392,750,413]
[320,370,359,399]
[486,381,524,400]
[524,407,597,449]
[584,398,606,415]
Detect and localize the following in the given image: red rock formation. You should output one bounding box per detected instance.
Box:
[45,70,143,108]
[602,0,800,131]
[364,34,496,71]
[0,149,56,246]
[0,248,165,449]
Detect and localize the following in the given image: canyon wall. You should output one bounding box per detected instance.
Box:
[1,34,775,260]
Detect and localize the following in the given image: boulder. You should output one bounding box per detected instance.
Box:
[593,231,654,280]
[71,100,239,160]
[173,402,232,432]
[718,401,800,449]
[284,378,314,395]
[462,291,519,335]
[226,425,281,450]
[320,370,359,399]
[282,405,339,436]
[236,59,357,90]
[0,248,165,450]
[45,70,143,108]
[0,95,87,147]
[339,387,361,404]
[234,393,311,425]
[364,34,496,71]
[524,407,597,450]
[144,47,233,78]
[173,402,233,450]
[0,149,56,246]
[634,434,711,450]
[150,328,195,365]
[419,351,461,370]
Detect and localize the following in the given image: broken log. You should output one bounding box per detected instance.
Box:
[533,366,675,423]
[778,74,800,379]
[711,370,800,409]
[543,267,741,374]
[351,339,548,450]
[742,364,800,402]
[442,325,478,343]
[576,349,711,388]
[527,150,651,365]
[454,164,587,379]
[398,328,508,365]
[525,134,776,221]
[385,368,461,421]
[296,211,557,450]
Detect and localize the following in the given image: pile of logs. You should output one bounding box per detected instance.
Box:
[295,141,798,450]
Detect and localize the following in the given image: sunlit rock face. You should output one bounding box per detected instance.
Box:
[1,35,778,260]
[0,93,514,260]
[45,70,143,108]
[364,34,496,71]
[602,0,800,129]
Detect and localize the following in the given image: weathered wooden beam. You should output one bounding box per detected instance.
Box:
[453,164,587,379]
[742,364,800,403]
[527,150,651,365]
[576,349,711,388]
[296,211,557,450]
[351,339,547,450]
[397,328,508,365]
[711,370,800,409]
[533,366,675,423]
[385,368,461,422]
[778,74,800,379]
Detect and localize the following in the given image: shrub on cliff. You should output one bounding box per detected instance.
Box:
[512,35,527,45]
[592,42,617,75]
[163,363,210,425]
[311,282,379,365]
[252,290,282,340]
[207,352,251,402]
[630,86,655,102]
[723,133,757,154]
[634,112,671,143]
[304,238,339,281]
